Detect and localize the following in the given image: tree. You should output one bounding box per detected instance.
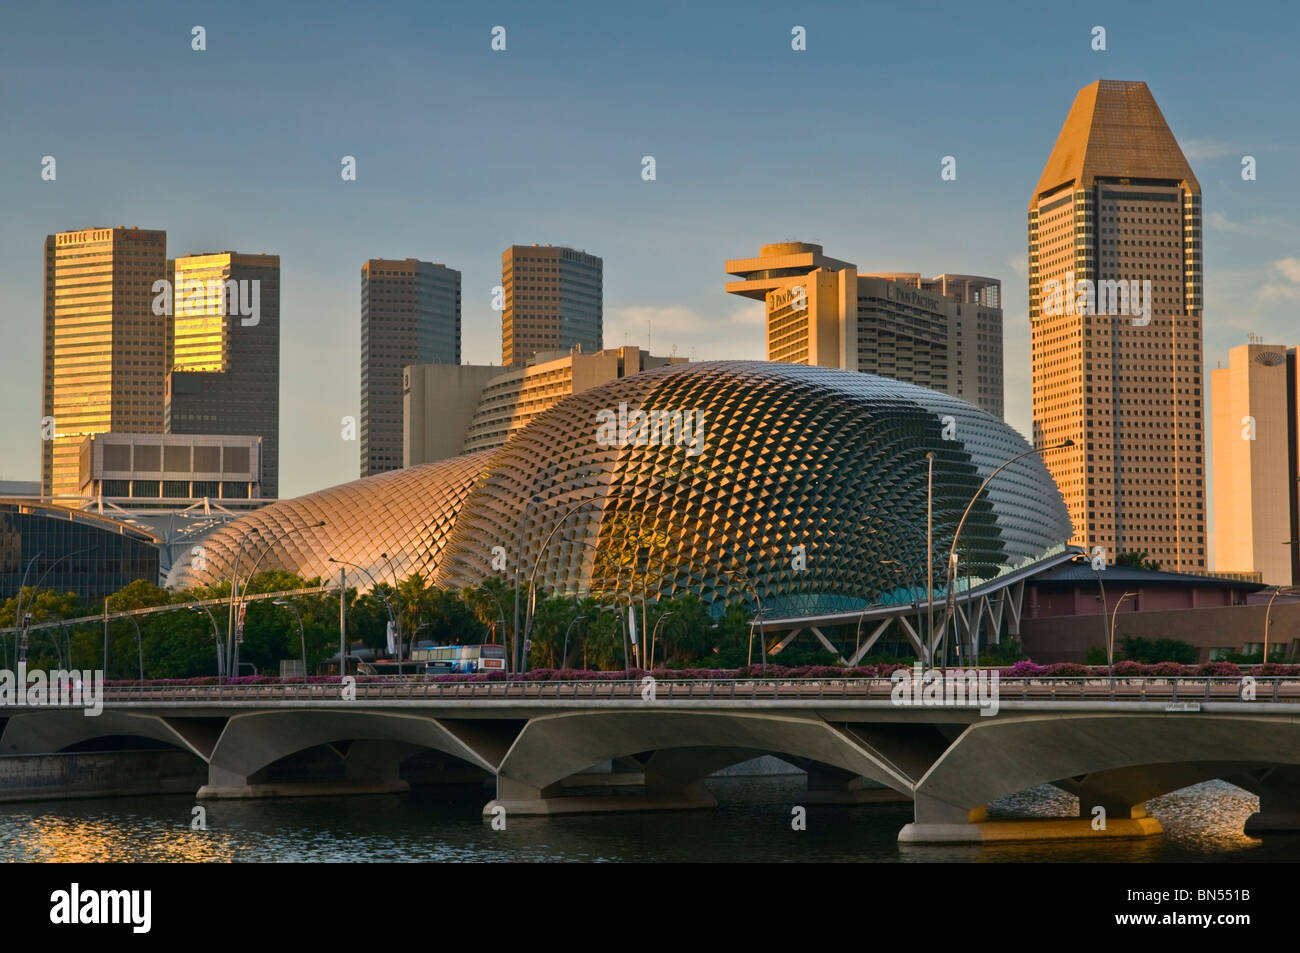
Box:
[1115,551,1162,572]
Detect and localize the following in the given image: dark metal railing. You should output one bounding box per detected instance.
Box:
[81,675,1300,705]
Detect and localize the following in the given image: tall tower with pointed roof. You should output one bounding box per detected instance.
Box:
[1029,80,1204,571]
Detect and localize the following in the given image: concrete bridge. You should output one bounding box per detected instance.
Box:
[3,676,1299,843]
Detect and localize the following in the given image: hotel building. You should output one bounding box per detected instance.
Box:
[724,243,1003,417]
[1029,79,1204,571]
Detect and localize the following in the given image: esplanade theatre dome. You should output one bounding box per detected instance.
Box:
[169,361,1073,616]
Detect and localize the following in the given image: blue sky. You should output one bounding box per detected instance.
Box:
[2,0,1297,507]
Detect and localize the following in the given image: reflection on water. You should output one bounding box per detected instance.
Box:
[1,778,1295,862]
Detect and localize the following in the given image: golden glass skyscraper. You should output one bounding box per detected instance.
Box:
[1029,80,1204,570]
[165,252,281,498]
[42,226,168,501]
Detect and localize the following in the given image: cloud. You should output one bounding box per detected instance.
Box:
[1206,212,1298,236]
[604,302,766,361]
[1181,138,1242,161]
[1272,257,1300,283]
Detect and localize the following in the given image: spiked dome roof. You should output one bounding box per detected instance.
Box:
[169,362,1073,617]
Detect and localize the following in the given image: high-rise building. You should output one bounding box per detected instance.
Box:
[405,345,687,465]
[724,243,1004,417]
[360,258,461,476]
[1029,80,1204,571]
[42,226,168,501]
[165,252,281,497]
[502,244,603,367]
[1211,340,1300,585]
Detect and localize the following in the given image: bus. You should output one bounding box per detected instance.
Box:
[410,643,508,674]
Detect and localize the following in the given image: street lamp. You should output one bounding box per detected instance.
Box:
[13,546,97,668]
[474,586,508,648]
[1109,591,1136,685]
[649,610,676,670]
[945,439,1073,667]
[722,564,766,666]
[521,499,598,671]
[562,615,589,670]
[273,599,309,683]
[1069,551,1111,669]
[328,557,398,667]
[230,521,325,673]
[1262,585,1300,664]
[126,615,144,685]
[188,604,225,682]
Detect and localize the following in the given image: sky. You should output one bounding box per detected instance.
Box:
[1,0,1297,510]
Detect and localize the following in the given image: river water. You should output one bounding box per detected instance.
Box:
[1,778,1295,862]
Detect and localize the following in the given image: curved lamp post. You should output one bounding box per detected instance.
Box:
[1109,591,1137,686]
[126,615,144,685]
[1263,585,1300,664]
[649,610,677,670]
[561,615,589,670]
[521,499,598,671]
[13,546,97,669]
[328,557,398,667]
[474,586,508,646]
[273,599,309,683]
[230,521,324,674]
[723,564,766,666]
[945,440,1073,667]
[188,604,225,682]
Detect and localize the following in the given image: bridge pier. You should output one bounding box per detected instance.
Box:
[898,793,1162,843]
[484,771,716,818]
[804,765,911,805]
[1239,766,1300,835]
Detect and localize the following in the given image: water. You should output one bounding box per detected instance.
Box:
[2,777,1295,862]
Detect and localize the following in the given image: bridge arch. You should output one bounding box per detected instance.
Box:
[494,709,913,797]
[203,709,499,793]
[914,713,1300,822]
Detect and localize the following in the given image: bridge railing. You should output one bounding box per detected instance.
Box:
[89,675,1300,704]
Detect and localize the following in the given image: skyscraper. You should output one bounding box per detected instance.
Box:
[360,258,461,476]
[1029,80,1204,571]
[1211,340,1300,585]
[724,243,1004,417]
[501,244,603,367]
[165,252,281,498]
[42,226,168,501]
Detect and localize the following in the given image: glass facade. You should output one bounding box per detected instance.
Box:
[0,502,161,603]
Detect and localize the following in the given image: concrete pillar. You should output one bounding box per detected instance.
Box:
[1241,767,1300,835]
[805,765,910,804]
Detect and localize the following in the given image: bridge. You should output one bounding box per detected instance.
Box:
[3,675,1299,843]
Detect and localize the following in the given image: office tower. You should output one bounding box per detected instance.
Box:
[885,274,1004,419]
[1029,80,1204,571]
[360,258,461,476]
[1211,340,1300,585]
[42,226,168,501]
[404,345,687,465]
[165,252,281,498]
[724,243,1004,417]
[502,244,603,367]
